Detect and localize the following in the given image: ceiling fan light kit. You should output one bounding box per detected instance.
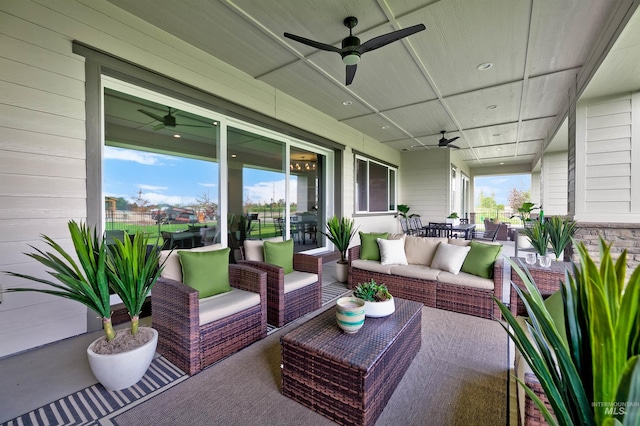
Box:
[284,16,425,85]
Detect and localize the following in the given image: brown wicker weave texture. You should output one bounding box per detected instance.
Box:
[281,298,422,426]
[515,353,555,425]
[152,264,267,376]
[509,257,572,317]
[348,245,504,320]
[239,253,322,327]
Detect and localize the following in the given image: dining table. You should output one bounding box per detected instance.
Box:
[451,223,476,240]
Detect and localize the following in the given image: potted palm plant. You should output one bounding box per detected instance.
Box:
[546,216,577,261]
[520,219,549,260]
[3,221,164,391]
[446,212,460,226]
[495,238,640,426]
[321,216,357,282]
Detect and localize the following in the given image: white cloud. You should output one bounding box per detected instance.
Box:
[243,179,296,204]
[198,183,217,187]
[137,184,168,191]
[104,146,174,165]
[137,192,197,206]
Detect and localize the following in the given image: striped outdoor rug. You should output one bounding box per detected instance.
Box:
[3,282,349,425]
[1,356,186,426]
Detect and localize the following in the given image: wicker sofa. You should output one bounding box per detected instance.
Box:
[347,236,504,319]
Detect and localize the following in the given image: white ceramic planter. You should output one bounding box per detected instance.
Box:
[87,328,158,391]
[446,218,460,226]
[335,261,348,283]
[363,297,395,318]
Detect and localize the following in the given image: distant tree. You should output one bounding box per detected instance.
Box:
[131,190,150,212]
[114,197,129,210]
[196,192,218,219]
[478,190,498,210]
[508,188,530,212]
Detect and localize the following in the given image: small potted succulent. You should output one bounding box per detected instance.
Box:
[353,279,395,317]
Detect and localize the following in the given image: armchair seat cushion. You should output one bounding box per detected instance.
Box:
[284,271,319,294]
[199,288,260,325]
[436,271,494,290]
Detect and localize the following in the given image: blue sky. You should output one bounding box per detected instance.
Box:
[474,174,531,207]
[104,146,292,206]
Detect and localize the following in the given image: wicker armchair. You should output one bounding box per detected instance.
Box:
[152,264,267,376]
[239,253,322,327]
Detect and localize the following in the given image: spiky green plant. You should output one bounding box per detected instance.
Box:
[106,231,163,335]
[320,216,358,263]
[394,204,419,220]
[521,220,549,257]
[3,221,116,341]
[354,280,392,302]
[547,216,577,261]
[495,238,640,426]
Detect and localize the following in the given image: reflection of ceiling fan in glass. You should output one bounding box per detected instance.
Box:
[137,107,213,131]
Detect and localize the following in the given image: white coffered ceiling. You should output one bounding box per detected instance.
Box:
[106,0,640,172]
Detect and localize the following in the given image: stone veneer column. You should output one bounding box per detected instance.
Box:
[571,223,640,272]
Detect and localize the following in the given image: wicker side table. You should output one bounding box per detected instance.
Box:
[281,298,422,426]
[509,256,573,316]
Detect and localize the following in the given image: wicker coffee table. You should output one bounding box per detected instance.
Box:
[281,298,422,426]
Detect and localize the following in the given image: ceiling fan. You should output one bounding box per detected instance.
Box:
[284,17,425,86]
[137,107,212,131]
[408,131,461,150]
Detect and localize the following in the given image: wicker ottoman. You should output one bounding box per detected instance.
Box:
[281,298,422,426]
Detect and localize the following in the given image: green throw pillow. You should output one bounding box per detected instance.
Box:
[544,290,568,348]
[461,241,502,278]
[264,239,294,274]
[178,248,231,298]
[359,232,389,261]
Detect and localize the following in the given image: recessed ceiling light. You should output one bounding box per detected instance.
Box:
[231,154,237,158]
[493,133,501,137]
[497,148,503,151]
[500,162,505,165]
[477,62,493,70]
[342,100,353,106]
[173,134,181,138]
[381,125,390,130]
[487,105,497,110]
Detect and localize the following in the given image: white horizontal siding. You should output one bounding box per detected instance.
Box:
[0,2,89,357]
[542,152,568,215]
[574,92,639,221]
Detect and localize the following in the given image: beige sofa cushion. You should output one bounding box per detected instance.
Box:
[160,244,223,282]
[431,242,471,274]
[199,288,260,325]
[404,236,447,266]
[448,238,471,247]
[284,271,318,293]
[436,270,494,290]
[389,264,441,281]
[243,236,284,261]
[350,259,393,275]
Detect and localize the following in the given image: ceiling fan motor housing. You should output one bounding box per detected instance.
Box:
[164,114,176,127]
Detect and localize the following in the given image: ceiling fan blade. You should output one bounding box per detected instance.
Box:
[138,109,165,122]
[449,144,460,149]
[357,24,426,54]
[284,33,341,53]
[175,124,214,128]
[346,64,357,85]
[447,136,460,143]
[153,123,166,131]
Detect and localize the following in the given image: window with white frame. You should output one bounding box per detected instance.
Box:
[355,155,398,213]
